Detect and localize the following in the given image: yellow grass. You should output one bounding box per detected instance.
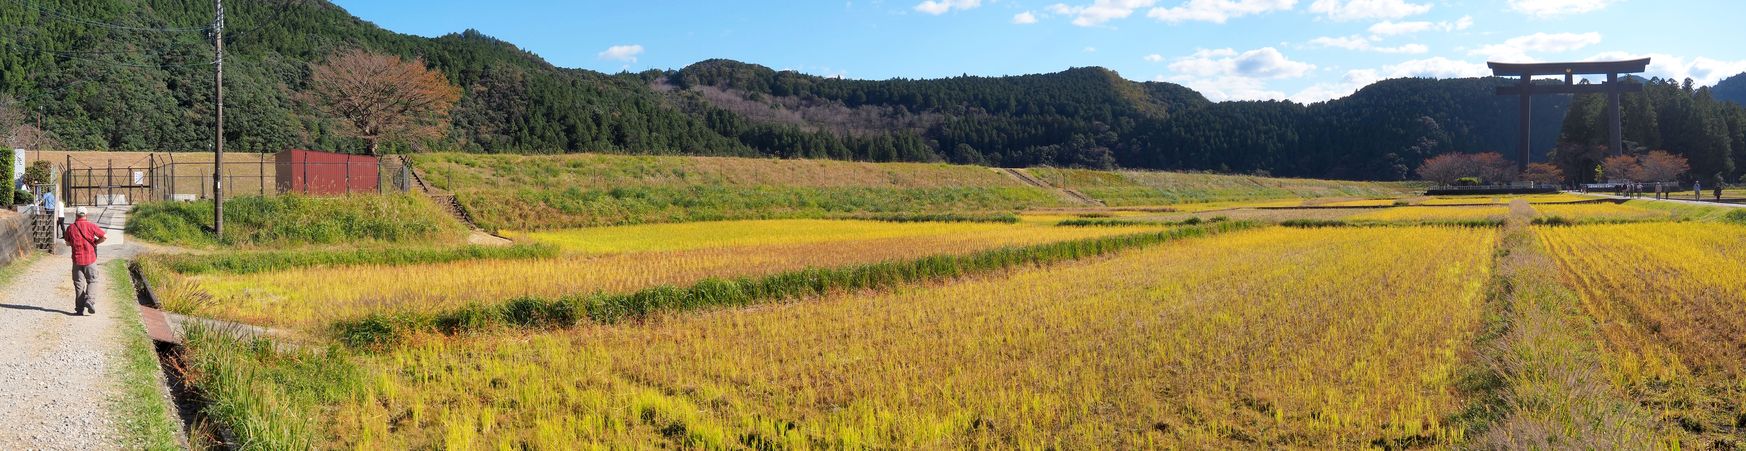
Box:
[1346,205,1511,222]
[1532,203,1671,221]
[1537,223,1746,446]
[295,226,1497,448]
[167,220,1156,330]
[1314,198,1401,207]
[1168,199,1308,212]
[502,219,1019,254]
[1418,194,1597,205]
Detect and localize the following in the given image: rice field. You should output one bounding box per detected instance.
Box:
[1417,193,1598,205]
[1532,203,1670,222]
[192,226,1498,449]
[1537,222,1746,446]
[160,219,1158,330]
[1345,205,1512,222]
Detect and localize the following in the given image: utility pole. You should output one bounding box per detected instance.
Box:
[212,0,225,238]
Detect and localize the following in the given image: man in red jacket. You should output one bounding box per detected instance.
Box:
[64,207,107,316]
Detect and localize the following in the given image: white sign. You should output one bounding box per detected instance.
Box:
[10,149,22,191]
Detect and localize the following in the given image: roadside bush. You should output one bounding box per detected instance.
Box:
[128,194,467,248]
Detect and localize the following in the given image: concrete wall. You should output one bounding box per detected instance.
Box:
[0,210,29,269]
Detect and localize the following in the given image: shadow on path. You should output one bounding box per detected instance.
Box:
[0,303,78,316]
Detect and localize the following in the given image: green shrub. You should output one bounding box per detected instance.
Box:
[0,148,12,207]
[1725,209,1746,224]
[128,194,467,248]
[142,243,557,275]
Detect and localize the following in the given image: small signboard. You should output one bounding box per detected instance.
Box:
[10,149,22,192]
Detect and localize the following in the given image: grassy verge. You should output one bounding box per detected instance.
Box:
[1028,167,1414,207]
[139,243,558,276]
[0,252,43,287]
[1279,218,1507,228]
[1455,209,1662,447]
[335,221,1262,349]
[127,194,468,248]
[181,325,361,450]
[837,212,1020,224]
[1055,217,1218,227]
[103,261,184,451]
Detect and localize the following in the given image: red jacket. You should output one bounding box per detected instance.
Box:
[65,217,106,267]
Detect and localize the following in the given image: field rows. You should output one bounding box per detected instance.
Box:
[162,220,1156,330]
[194,226,1500,448]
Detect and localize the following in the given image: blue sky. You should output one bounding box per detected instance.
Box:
[330,0,1746,103]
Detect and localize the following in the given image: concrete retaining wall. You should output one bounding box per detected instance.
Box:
[0,210,29,268]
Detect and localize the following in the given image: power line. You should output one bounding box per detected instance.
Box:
[9,0,211,33]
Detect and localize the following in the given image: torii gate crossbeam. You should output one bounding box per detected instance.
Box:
[1489,58,1649,170]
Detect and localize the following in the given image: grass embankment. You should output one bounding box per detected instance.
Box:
[139,244,557,276]
[127,194,468,248]
[103,261,184,450]
[1028,167,1413,207]
[335,221,1260,347]
[412,153,1063,231]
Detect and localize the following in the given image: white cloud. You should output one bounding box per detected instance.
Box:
[1288,57,1494,103]
[1384,56,1491,78]
[1308,35,1428,53]
[1084,46,1099,53]
[1162,47,1314,102]
[1586,52,1746,87]
[1469,32,1602,62]
[1170,47,1315,79]
[914,0,983,14]
[1172,76,1288,101]
[1290,68,1382,103]
[1048,0,1158,27]
[1368,16,1468,35]
[1144,53,1165,62]
[1145,0,1297,24]
[597,44,644,62]
[1013,11,1040,24]
[1308,0,1431,21]
[1509,0,1618,17]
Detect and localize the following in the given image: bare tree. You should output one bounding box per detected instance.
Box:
[302,48,462,154]
[1417,152,1518,185]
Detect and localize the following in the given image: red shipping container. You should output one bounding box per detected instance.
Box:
[275,149,378,195]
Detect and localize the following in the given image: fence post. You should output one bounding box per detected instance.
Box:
[345,154,352,195]
[259,154,266,196]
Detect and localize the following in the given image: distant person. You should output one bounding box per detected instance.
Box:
[37,189,58,238]
[64,207,107,316]
[1695,181,1702,201]
[1716,185,1724,202]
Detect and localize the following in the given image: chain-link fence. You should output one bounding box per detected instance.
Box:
[58,152,412,206]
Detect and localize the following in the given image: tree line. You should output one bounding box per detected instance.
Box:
[3,0,1742,183]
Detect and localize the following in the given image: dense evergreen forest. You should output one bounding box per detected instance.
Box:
[1556,77,1746,184]
[1,0,1741,181]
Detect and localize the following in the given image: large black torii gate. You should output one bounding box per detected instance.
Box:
[1489,58,1650,170]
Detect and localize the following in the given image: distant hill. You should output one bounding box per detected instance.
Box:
[1715,72,1746,106]
[0,0,1569,180]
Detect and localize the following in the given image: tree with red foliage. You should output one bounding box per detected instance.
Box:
[1521,163,1565,185]
[1416,152,1518,184]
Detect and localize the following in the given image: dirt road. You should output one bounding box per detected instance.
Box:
[0,207,137,450]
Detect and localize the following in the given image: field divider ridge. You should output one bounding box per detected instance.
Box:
[332,220,1264,349]
[1455,202,1662,447]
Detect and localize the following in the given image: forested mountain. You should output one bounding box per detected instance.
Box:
[1714,72,1746,107]
[1556,77,1746,184]
[0,0,1632,181]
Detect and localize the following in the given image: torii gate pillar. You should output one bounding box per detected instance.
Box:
[1490,58,1650,170]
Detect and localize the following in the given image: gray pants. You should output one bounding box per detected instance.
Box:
[72,265,96,315]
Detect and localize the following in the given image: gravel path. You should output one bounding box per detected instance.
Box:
[0,208,137,450]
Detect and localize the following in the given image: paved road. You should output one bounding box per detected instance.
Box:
[0,207,137,450]
[1577,191,1746,208]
